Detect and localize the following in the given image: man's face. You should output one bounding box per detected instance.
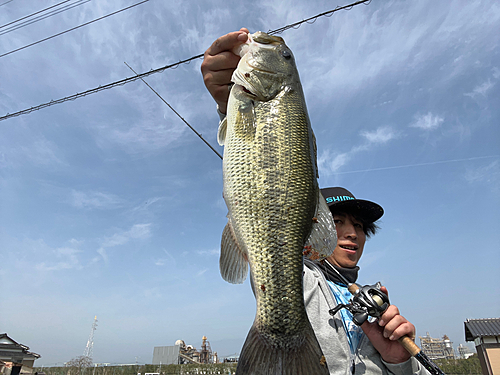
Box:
[327,212,366,268]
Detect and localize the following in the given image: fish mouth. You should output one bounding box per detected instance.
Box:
[240,85,257,97]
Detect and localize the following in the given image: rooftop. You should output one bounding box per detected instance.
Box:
[464,318,500,341]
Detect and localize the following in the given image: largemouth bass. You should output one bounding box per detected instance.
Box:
[217,31,337,375]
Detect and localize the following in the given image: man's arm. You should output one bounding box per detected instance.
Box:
[200,28,249,114]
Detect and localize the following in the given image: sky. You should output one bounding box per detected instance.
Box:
[1,0,499,367]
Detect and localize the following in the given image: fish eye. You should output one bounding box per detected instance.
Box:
[281,50,292,60]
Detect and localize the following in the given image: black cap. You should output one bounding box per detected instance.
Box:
[320,187,384,223]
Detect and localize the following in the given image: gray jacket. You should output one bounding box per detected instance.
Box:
[303,259,428,375]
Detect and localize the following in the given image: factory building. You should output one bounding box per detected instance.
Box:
[152,336,217,365]
[456,344,475,359]
[419,332,455,360]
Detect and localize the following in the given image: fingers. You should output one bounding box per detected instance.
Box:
[201,28,249,113]
[205,29,249,57]
[378,305,416,341]
[380,286,388,296]
[203,52,240,80]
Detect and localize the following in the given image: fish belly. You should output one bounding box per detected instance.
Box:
[223,87,329,375]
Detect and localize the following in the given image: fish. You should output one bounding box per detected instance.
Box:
[217,31,337,375]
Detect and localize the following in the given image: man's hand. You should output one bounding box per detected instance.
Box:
[361,286,416,364]
[201,28,249,115]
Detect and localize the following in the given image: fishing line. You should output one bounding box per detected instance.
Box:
[0,0,370,122]
[124,62,223,160]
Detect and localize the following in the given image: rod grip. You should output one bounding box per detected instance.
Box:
[398,335,420,356]
[348,283,359,294]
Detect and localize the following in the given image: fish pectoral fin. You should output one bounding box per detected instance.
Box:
[237,321,330,375]
[304,188,337,261]
[217,117,227,146]
[220,220,248,284]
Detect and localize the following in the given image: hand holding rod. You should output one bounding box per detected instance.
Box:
[343,282,445,375]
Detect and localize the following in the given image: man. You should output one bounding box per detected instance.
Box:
[201,29,427,375]
[304,187,424,374]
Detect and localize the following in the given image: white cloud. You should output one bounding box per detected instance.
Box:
[319,126,398,176]
[0,137,65,169]
[97,247,109,263]
[70,190,122,209]
[318,151,351,174]
[410,112,444,131]
[464,79,495,98]
[36,247,82,271]
[95,223,152,262]
[464,160,499,194]
[196,249,219,256]
[155,259,166,266]
[197,268,208,277]
[155,249,177,267]
[361,126,397,144]
[144,288,162,299]
[24,139,65,165]
[101,223,151,248]
[493,67,500,79]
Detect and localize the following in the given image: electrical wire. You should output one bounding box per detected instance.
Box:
[0,0,15,7]
[269,0,371,35]
[0,0,91,37]
[0,0,74,29]
[0,54,203,122]
[0,0,369,122]
[0,0,149,58]
[125,62,223,160]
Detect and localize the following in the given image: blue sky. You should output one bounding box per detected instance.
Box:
[1,0,499,366]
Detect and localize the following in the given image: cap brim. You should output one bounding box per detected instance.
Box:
[327,199,383,223]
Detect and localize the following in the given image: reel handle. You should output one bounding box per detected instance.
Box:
[348,283,445,375]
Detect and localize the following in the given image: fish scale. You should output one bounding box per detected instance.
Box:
[218,31,335,374]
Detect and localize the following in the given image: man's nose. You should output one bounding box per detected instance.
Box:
[343,222,357,239]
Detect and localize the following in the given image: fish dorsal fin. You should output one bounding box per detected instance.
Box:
[220,219,249,284]
[303,188,337,261]
[217,117,227,146]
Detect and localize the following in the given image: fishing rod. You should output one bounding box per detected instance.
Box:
[326,263,445,375]
[124,62,223,160]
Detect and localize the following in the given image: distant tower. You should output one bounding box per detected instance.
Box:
[83,316,98,359]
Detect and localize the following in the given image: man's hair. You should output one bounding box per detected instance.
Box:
[331,209,380,238]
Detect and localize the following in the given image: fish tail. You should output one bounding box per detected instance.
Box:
[236,321,329,375]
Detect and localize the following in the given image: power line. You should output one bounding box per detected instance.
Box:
[269,0,371,35]
[0,0,15,7]
[0,54,203,122]
[0,0,91,37]
[125,62,223,160]
[0,0,370,122]
[0,0,74,29]
[0,0,149,58]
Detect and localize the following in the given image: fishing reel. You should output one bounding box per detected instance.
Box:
[328,282,390,326]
